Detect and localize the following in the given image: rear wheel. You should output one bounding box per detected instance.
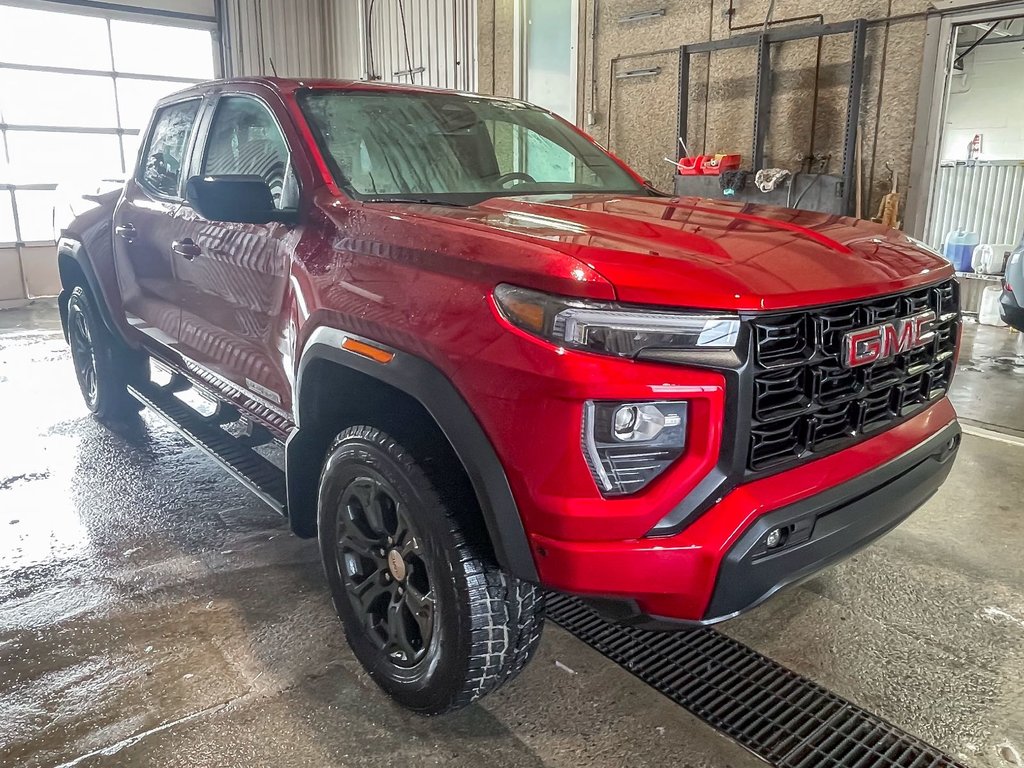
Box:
[318,425,544,714]
[67,285,144,420]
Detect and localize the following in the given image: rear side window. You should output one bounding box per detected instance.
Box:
[201,95,298,210]
[139,99,201,198]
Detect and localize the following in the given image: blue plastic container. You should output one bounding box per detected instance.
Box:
[943,229,980,272]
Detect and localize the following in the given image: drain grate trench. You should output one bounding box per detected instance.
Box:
[546,593,969,768]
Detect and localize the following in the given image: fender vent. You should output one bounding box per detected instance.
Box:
[546,594,967,768]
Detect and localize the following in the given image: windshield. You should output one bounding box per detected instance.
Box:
[297,89,646,204]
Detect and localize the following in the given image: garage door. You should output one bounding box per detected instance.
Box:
[0,1,218,298]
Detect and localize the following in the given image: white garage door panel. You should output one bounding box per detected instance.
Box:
[21,243,60,298]
[0,248,25,302]
[98,0,215,16]
[23,0,216,21]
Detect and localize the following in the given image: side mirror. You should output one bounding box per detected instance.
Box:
[185,175,297,225]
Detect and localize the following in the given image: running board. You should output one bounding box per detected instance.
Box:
[128,379,288,515]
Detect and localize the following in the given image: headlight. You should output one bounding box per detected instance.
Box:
[583,400,687,495]
[493,284,740,358]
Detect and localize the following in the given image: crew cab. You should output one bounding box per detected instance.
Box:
[57,77,962,714]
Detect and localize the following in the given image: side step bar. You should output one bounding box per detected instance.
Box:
[128,377,288,515]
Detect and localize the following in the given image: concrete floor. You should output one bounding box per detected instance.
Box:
[1,302,1022,768]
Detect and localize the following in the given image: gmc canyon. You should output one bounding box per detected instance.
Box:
[57,77,962,714]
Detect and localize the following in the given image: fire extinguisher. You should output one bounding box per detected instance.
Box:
[967,134,982,162]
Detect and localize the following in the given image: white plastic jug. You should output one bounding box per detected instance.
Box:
[979,284,1007,327]
[972,243,1011,274]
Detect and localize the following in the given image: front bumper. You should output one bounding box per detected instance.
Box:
[701,418,959,622]
[532,399,960,626]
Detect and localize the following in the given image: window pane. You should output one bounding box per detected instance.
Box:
[525,132,576,182]
[110,20,215,79]
[140,100,201,198]
[203,97,295,209]
[0,70,118,128]
[299,90,642,199]
[524,0,574,120]
[0,192,16,243]
[116,77,197,130]
[6,132,123,185]
[14,189,59,242]
[0,6,111,70]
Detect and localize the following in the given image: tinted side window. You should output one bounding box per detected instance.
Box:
[140,99,201,198]
[202,96,297,210]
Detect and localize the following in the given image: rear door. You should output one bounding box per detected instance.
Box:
[112,97,203,346]
[173,91,301,413]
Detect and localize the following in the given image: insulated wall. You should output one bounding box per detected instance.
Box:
[479,0,933,221]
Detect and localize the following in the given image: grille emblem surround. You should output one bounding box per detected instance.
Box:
[841,310,936,369]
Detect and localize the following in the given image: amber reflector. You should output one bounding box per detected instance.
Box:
[341,337,394,364]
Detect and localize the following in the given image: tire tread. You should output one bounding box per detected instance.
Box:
[323,426,545,713]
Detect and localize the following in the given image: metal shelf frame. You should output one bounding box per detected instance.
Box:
[677,19,867,215]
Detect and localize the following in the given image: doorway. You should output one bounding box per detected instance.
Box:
[909,7,1024,273]
[514,0,579,122]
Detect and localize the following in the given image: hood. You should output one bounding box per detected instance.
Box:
[419,194,953,312]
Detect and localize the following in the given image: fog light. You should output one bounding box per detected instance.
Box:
[582,400,687,495]
[765,528,784,549]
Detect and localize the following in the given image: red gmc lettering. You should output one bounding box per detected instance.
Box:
[882,319,918,356]
[843,311,936,369]
[846,327,884,367]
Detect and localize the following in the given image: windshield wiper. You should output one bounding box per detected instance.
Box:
[363,196,470,207]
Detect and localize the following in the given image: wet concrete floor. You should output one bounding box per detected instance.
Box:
[1,302,1022,768]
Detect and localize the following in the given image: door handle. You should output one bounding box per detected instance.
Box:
[115,223,136,243]
[171,238,202,260]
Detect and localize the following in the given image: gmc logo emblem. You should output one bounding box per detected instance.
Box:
[842,311,936,369]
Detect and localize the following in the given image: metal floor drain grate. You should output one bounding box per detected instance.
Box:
[546,593,968,768]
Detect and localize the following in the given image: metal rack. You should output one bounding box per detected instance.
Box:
[676,19,867,215]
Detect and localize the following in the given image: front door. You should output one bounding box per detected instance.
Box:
[173,93,299,413]
[112,97,202,346]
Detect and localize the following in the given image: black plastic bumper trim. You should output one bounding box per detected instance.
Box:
[704,420,961,621]
[999,290,1024,330]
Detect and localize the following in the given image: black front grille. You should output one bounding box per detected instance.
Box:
[747,281,959,472]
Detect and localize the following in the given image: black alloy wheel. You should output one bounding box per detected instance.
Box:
[68,297,99,409]
[336,473,435,667]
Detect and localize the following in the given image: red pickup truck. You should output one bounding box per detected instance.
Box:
[57,77,961,714]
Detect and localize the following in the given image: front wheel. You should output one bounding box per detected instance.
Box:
[318,425,545,714]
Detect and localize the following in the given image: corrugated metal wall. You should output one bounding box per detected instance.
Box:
[325,0,364,80]
[365,0,477,90]
[220,0,470,85]
[221,0,333,78]
[925,162,1024,250]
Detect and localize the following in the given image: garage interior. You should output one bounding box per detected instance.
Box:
[1,0,1023,767]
